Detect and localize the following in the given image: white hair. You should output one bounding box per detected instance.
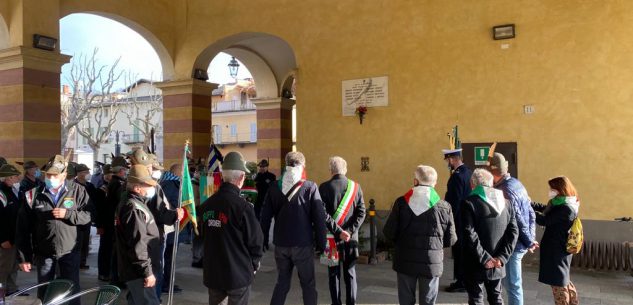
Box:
[471,168,494,187]
[329,156,347,175]
[222,169,245,184]
[285,151,306,167]
[414,165,437,187]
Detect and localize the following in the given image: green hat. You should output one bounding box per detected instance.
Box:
[127,164,158,186]
[66,162,78,178]
[44,155,69,175]
[75,163,90,173]
[111,156,129,172]
[129,148,152,166]
[221,152,250,173]
[22,160,39,170]
[103,164,113,175]
[0,164,21,177]
[488,152,509,174]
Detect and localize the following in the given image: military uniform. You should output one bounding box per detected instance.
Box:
[254,169,276,220]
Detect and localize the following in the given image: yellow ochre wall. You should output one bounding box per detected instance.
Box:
[4,1,633,219]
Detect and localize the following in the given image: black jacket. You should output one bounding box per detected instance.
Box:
[16,180,92,262]
[319,175,366,246]
[94,182,109,228]
[115,191,161,282]
[383,191,457,277]
[199,183,263,290]
[75,179,98,229]
[445,164,472,230]
[104,175,127,229]
[147,185,178,238]
[260,180,327,251]
[254,171,276,207]
[533,201,578,287]
[19,176,45,195]
[0,183,21,245]
[461,192,518,280]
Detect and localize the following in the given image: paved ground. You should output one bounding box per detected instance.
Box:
[11,231,633,305]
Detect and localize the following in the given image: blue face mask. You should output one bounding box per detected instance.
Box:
[45,178,62,190]
[34,169,42,178]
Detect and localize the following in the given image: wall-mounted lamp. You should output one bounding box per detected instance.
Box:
[492,24,515,40]
[193,68,209,81]
[33,34,57,51]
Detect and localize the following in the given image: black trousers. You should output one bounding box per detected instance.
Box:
[464,278,503,305]
[328,243,357,305]
[98,226,114,277]
[79,226,90,266]
[36,250,81,305]
[270,246,317,305]
[208,286,250,305]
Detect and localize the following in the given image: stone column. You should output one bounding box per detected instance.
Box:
[0,46,70,165]
[157,79,216,167]
[252,97,295,176]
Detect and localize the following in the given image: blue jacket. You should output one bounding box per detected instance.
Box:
[494,174,535,252]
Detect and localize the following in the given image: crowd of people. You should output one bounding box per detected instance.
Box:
[0,140,582,305]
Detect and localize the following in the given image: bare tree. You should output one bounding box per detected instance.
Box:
[62,48,123,160]
[120,74,163,149]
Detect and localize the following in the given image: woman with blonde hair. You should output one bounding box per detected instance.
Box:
[532,176,580,305]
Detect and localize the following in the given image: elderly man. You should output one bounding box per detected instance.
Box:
[73,163,97,270]
[105,156,129,288]
[116,165,162,305]
[319,156,366,305]
[0,164,23,294]
[261,151,327,305]
[254,159,276,221]
[488,153,537,305]
[16,155,92,305]
[199,152,263,305]
[383,165,457,305]
[19,160,45,194]
[96,164,113,281]
[461,168,518,305]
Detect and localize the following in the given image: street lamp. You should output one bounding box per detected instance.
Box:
[228,56,240,80]
[111,130,125,156]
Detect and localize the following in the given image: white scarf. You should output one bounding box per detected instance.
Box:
[409,186,433,216]
[483,186,507,215]
[282,166,304,195]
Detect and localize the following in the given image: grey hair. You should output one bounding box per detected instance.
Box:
[329,156,347,175]
[471,168,494,187]
[222,169,245,184]
[285,151,306,167]
[414,165,437,187]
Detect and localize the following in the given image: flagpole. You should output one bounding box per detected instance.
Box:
[167,140,188,305]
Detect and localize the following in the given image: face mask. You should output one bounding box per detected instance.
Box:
[45,178,62,189]
[85,174,92,182]
[144,187,156,199]
[34,169,42,178]
[548,189,558,200]
[12,182,20,190]
[151,170,162,180]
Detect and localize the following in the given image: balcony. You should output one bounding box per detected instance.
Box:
[216,132,257,147]
[121,134,145,145]
[212,100,256,113]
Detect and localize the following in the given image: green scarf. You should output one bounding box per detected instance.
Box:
[550,196,568,206]
[428,187,441,208]
[470,185,487,202]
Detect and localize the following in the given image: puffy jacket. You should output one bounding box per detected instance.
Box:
[16,180,92,262]
[494,174,536,252]
[383,189,457,278]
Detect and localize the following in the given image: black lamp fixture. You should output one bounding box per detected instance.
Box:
[193,68,209,81]
[33,34,57,51]
[228,56,240,80]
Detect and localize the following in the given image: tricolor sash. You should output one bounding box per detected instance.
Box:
[320,179,359,266]
[25,188,37,208]
[0,191,7,207]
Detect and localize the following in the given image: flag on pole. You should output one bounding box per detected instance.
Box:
[179,145,199,234]
[201,144,223,202]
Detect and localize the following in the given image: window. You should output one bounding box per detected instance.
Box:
[133,119,141,142]
[230,124,237,137]
[250,123,257,142]
[213,125,222,143]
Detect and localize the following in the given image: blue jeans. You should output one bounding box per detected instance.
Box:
[502,250,526,305]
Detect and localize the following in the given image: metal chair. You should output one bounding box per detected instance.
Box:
[46,285,121,305]
[6,279,74,304]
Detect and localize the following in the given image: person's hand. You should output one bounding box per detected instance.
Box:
[52,208,67,219]
[176,208,185,222]
[144,274,156,287]
[97,228,105,235]
[19,263,32,272]
[493,258,502,268]
[484,259,496,269]
[528,241,540,253]
[339,231,351,242]
[1,241,12,249]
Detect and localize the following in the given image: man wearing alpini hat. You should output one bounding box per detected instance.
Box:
[200,151,263,305]
[116,164,162,305]
[19,160,45,195]
[254,159,276,221]
[15,155,92,305]
[0,164,23,294]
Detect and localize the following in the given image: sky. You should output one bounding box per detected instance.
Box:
[60,13,252,88]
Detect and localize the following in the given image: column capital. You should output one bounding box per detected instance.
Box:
[252,97,296,110]
[0,46,71,73]
[156,78,218,96]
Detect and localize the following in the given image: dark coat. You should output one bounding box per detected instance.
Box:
[260,180,326,251]
[533,201,578,287]
[115,191,161,282]
[461,193,518,281]
[254,171,276,208]
[19,176,45,195]
[0,183,21,245]
[105,175,127,229]
[94,182,109,228]
[199,183,263,290]
[318,174,366,247]
[16,180,92,262]
[445,164,472,231]
[383,194,457,278]
[147,184,178,239]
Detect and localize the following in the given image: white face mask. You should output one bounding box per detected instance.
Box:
[84,174,92,182]
[548,189,558,200]
[151,170,162,180]
[144,186,156,199]
[12,182,20,190]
